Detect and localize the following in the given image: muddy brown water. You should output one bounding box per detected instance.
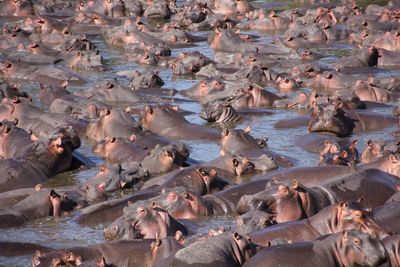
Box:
[0,0,397,266]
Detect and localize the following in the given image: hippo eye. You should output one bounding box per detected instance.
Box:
[353,238,361,245]
[137,207,146,214]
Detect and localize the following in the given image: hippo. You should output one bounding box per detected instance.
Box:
[0,97,87,138]
[0,0,34,16]
[318,139,359,166]
[157,231,258,267]
[85,107,141,141]
[79,78,164,103]
[220,128,294,167]
[361,140,387,164]
[243,230,386,267]
[32,240,155,267]
[141,166,229,195]
[140,105,221,142]
[103,202,187,240]
[248,200,389,247]
[0,187,78,228]
[353,80,399,103]
[308,100,355,137]
[236,169,399,216]
[336,46,379,68]
[0,127,78,192]
[84,163,149,193]
[200,102,240,124]
[225,83,282,109]
[379,235,400,267]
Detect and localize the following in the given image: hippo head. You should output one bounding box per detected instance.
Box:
[143,1,171,19]
[130,70,164,89]
[150,234,184,267]
[361,140,385,164]
[84,183,107,204]
[13,0,34,16]
[319,139,359,166]
[0,61,15,76]
[32,250,83,267]
[104,202,187,240]
[308,100,355,137]
[141,145,176,174]
[151,187,213,219]
[111,0,126,17]
[200,102,239,123]
[232,157,256,176]
[236,210,276,234]
[236,180,308,223]
[231,232,259,265]
[286,92,309,109]
[332,200,389,240]
[220,128,264,156]
[327,230,386,267]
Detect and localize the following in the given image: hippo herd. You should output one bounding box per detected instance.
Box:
[0,0,400,266]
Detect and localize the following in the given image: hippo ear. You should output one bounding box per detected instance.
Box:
[341,230,349,241]
[129,134,136,142]
[184,191,195,201]
[221,129,229,137]
[232,158,239,167]
[390,154,398,163]
[357,197,364,203]
[35,184,42,192]
[175,230,184,243]
[339,201,348,209]
[340,150,348,158]
[291,179,299,189]
[367,140,373,147]
[127,201,134,206]
[144,105,153,115]
[233,232,241,241]
[244,126,251,134]
[350,139,358,148]
[110,137,116,143]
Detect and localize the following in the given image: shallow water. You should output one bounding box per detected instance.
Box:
[0,0,397,266]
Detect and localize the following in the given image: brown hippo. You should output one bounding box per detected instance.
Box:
[85,107,141,141]
[32,240,154,267]
[0,187,77,228]
[103,202,187,240]
[243,230,386,267]
[0,0,34,16]
[361,140,387,164]
[308,100,356,137]
[200,102,240,124]
[236,168,400,216]
[157,231,258,267]
[140,105,221,142]
[226,83,282,109]
[220,128,294,167]
[248,200,389,247]
[336,46,379,68]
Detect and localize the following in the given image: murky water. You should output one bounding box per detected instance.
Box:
[0,0,396,266]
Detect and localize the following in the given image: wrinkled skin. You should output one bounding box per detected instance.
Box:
[353,80,398,103]
[161,231,258,267]
[308,101,355,137]
[140,105,221,142]
[249,200,389,247]
[243,230,386,267]
[103,203,187,241]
